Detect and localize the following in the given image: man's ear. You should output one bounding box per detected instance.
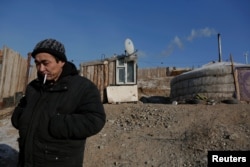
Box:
[59,61,65,68]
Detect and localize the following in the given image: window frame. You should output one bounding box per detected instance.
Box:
[116,57,137,85]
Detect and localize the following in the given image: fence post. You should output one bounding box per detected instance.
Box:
[0,47,7,103]
[24,53,32,93]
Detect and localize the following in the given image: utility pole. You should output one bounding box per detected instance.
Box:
[244,51,249,64]
[217,33,222,62]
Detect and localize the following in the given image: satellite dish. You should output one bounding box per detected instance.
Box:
[125,38,135,55]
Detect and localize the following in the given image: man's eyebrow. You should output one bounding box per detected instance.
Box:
[34,60,49,64]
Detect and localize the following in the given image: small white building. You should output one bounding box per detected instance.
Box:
[79,54,138,103]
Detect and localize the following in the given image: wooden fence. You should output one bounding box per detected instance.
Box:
[0,46,36,108]
[138,67,192,79]
[80,60,112,103]
[138,67,167,79]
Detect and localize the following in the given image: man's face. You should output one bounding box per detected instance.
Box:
[35,53,65,81]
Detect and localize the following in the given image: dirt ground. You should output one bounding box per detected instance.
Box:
[1,102,249,167]
[84,102,250,167]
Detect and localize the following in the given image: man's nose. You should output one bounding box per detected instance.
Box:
[38,64,46,73]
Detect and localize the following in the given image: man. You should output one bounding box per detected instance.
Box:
[11,39,106,167]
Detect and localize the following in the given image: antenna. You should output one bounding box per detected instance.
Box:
[125,38,135,55]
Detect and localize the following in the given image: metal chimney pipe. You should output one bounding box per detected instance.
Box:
[217,33,222,62]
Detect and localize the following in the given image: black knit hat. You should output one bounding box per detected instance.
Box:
[31,39,67,62]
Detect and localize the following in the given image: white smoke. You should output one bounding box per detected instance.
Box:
[162,36,183,56]
[187,27,217,41]
[163,27,217,56]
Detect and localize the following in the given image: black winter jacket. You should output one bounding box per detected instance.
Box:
[11,62,106,167]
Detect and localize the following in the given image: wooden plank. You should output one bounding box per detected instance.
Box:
[0,47,7,102]
[235,69,240,100]
[108,61,115,85]
[97,65,103,100]
[15,55,21,92]
[15,53,23,92]
[87,66,94,81]
[100,64,104,90]
[93,66,97,85]
[81,60,105,66]
[10,52,19,96]
[104,62,109,87]
[83,66,87,78]
[24,53,32,88]
[20,57,28,92]
[29,64,37,83]
[97,65,102,89]
[2,48,14,98]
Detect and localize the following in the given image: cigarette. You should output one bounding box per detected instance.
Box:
[43,74,47,84]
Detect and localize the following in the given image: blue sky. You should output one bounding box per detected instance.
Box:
[0,0,249,68]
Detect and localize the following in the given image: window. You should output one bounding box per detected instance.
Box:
[116,57,136,85]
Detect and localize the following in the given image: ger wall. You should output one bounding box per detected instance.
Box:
[170,63,236,101]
